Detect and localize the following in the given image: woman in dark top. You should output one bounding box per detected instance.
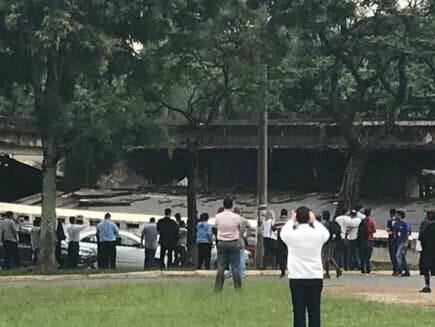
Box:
[419,212,435,293]
[56,218,66,267]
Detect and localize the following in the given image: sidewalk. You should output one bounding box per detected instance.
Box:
[0,269,418,283]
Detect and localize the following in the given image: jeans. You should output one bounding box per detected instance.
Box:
[197,243,212,269]
[67,241,79,268]
[289,279,323,327]
[334,239,346,269]
[215,240,241,291]
[388,238,397,273]
[396,242,408,274]
[359,240,374,274]
[263,237,277,268]
[276,239,288,276]
[230,248,246,278]
[144,248,156,268]
[322,241,339,276]
[174,245,186,267]
[239,248,245,277]
[160,245,175,269]
[348,240,361,270]
[2,240,20,270]
[55,241,63,267]
[32,248,39,266]
[99,241,116,269]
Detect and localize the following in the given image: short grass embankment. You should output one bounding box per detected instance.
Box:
[0,279,433,327]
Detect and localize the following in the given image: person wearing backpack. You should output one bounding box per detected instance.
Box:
[358,209,376,275]
[321,211,342,278]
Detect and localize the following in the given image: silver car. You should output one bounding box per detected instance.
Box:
[71,229,145,268]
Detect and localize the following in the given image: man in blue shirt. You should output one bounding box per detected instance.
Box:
[196,213,213,269]
[393,210,410,277]
[97,213,119,269]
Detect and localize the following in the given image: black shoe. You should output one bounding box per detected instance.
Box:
[324,273,331,279]
[403,271,411,277]
[420,287,431,293]
[336,269,343,278]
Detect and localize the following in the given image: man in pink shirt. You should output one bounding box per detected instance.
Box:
[214,198,243,291]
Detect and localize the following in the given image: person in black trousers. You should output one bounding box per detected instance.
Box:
[1,211,20,270]
[157,209,179,269]
[55,218,66,267]
[386,208,397,275]
[281,207,330,327]
[196,213,213,269]
[272,209,289,278]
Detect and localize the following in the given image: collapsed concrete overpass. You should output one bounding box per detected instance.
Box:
[2,117,435,199]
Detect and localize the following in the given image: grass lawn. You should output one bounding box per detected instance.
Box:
[0,278,433,327]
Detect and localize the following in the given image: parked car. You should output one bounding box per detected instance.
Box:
[2,225,97,269]
[68,229,145,268]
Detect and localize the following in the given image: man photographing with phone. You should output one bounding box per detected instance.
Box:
[280,206,330,327]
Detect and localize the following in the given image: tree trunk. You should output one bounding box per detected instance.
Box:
[37,137,58,271]
[186,146,199,267]
[256,106,268,269]
[336,149,369,215]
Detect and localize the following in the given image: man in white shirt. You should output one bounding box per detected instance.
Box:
[67,216,87,268]
[214,198,243,291]
[347,210,363,270]
[281,206,330,327]
[334,208,363,270]
[261,210,277,268]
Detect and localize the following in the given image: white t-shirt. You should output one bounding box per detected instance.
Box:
[261,219,277,240]
[67,224,87,242]
[346,218,362,241]
[281,220,330,279]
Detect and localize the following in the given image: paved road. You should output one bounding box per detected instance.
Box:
[0,271,425,289]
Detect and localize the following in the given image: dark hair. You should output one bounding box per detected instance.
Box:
[389,208,396,216]
[180,221,186,227]
[281,209,288,217]
[396,210,405,219]
[364,209,372,217]
[200,213,209,221]
[5,211,13,218]
[296,206,310,224]
[175,213,181,221]
[217,207,224,213]
[104,213,111,219]
[428,212,435,221]
[354,204,363,211]
[337,208,348,216]
[322,211,331,221]
[223,198,233,209]
[69,216,76,224]
[164,208,171,216]
[33,217,41,227]
[150,217,156,223]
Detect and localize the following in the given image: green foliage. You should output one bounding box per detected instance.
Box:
[132,1,287,126]
[275,0,435,123]
[0,0,168,187]
[61,77,168,188]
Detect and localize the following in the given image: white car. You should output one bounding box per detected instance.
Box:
[73,229,145,268]
[66,229,253,269]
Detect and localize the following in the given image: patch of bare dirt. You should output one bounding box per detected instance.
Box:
[325,283,435,308]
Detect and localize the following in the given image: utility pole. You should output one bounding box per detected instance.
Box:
[255,103,268,269]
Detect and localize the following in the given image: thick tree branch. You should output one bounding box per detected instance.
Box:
[370,55,408,146]
[159,99,195,126]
